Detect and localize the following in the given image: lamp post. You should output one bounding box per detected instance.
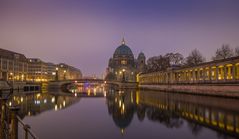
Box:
[55,67,59,81]
[52,72,56,81]
[122,69,126,82]
[63,70,66,80]
[9,72,14,82]
[9,72,13,81]
[9,72,14,90]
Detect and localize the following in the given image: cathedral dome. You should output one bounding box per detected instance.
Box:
[114,45,133,56]
[113,38,134,58]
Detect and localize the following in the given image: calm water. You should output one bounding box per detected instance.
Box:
[9,84,239,139]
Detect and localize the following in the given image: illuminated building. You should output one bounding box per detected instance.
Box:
[0,48,28,81]
[0,48,82,82]
[139,56,239,84]
[105,38,146,82]
[56,63,82,80]
[27,58,49,82]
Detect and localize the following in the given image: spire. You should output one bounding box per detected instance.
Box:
[120,128,125,135]
[121,37,125,45]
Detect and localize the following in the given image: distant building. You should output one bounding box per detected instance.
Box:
[56,63,82,80]
[0,48,28,81]
[27,58,49,82]
[46,62,57,81]
[0,48,83,82]
[105,38,146,82]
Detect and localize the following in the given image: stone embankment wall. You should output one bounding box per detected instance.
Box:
[139,84,239,98]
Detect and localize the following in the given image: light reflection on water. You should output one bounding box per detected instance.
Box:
[8,84,239,139]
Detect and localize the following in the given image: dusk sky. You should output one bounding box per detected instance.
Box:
[0,0,239,76]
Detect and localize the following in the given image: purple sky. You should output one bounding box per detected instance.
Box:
[0,0,239,76]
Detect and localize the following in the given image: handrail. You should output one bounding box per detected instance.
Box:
[17,116,38,139]
[1,89,38,139]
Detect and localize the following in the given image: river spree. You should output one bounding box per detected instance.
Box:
[8,84,239,139]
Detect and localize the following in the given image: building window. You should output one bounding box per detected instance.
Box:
[121,60,127,65]
[2,60,7,70]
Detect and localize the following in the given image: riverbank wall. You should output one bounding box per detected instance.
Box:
[139,84,239,98]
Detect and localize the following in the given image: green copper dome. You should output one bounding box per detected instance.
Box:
[113,44,134,57]
[113,38,134,58]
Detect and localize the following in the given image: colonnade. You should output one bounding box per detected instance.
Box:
[139,57,239,84]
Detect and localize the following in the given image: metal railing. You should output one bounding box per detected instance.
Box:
[1,97,38,139]
[1,98,11,139]
[17,116,38,139]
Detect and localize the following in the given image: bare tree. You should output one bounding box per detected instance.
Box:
[164,53,184,66]
[146,55,170,72]
[186,49,205,66]
[212,44,234,60]
[235,47,239,56]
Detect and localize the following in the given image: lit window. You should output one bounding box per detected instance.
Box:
[121,60,127,65]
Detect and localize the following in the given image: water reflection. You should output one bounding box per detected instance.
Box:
[107,90,135,134]
[67,82,106,97]
[8,92,81,118]
[7,83,106,120]
[106,88,239,138]
[4,83,239,139]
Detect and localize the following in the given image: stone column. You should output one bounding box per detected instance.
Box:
[192,70,196,83]
[198,69,201,82]
[159,73,162,83]
[168,72,171,84]
[237,64,239,80]
[157,74,159,84]
[202,68,206,82]
[224,66,227,81]
[180,72,182,83]
[157,73,160,84]
[195,70,198,83]
[190,70,194,83]
[209,67,212,81]
[185,71,189,83]
[183,71,185,83]
[180,71,183,83]
[215,66,219,82]
[184,71,186,83]
[185,71,188,83]
[232,64,236,80]
[0,58,2,71]
[158,73,160,84]
[170,72,173,84]
[165,73,168,84]
[171,71,174,83]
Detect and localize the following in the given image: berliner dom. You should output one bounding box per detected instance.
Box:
[105,38,146,82]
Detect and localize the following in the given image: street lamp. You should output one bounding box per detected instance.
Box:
[64,70,66,80]
[122,69,126,82]
[9,72,14,89]
[55,67,59,81]
[9,72,13,80]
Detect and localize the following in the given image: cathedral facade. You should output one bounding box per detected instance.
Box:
[105,39,146,82]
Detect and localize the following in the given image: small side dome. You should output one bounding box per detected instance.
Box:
[137,52,145,59]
